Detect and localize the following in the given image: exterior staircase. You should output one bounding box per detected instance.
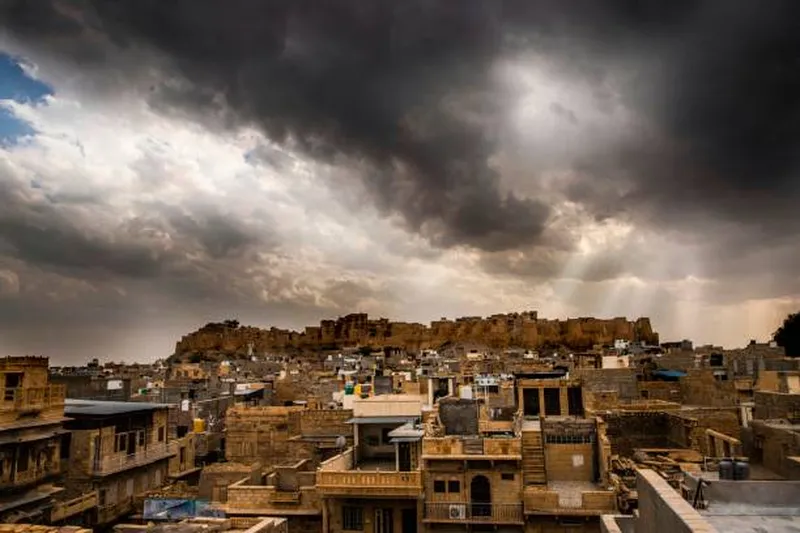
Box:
[522,426,546,485]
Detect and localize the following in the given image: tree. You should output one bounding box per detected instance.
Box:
[773,312,800,357]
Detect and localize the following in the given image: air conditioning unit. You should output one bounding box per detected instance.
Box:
[448,504,466,520]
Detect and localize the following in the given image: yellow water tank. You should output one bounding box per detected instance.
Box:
[354,383,362,396]
[193,418,206,433]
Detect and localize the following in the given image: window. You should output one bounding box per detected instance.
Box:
[342,506,363,530]
[501,473,515,481]
[98,489,106,506]
[158,426,165,442]
[381,428,392,445]
[447,480,460,493]
[17,447,29,471]
[433,480,446,493]
[138,431,145,447]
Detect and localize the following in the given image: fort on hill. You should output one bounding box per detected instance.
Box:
[173,312,658,358]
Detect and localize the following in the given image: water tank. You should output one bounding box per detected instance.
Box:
[344,383,354,395]
[718,458,734,480]
[193,418,206,433]
[733,459,750,481]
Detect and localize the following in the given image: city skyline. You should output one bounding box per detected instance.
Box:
[1,2,798,364]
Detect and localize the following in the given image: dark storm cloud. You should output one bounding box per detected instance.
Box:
[4,0,798,252]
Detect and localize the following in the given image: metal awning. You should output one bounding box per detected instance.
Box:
[389,437,421,444]
[345,416,419,425]
[0,429,69,447]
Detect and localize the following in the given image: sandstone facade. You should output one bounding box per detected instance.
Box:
[175,312,658,356]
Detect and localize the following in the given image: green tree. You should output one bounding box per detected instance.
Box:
[774,312,800,357]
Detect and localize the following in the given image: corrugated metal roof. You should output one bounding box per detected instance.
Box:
[345,416,419,425]
[65,399,171,416]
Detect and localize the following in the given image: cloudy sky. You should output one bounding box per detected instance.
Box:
[0,1,798,364]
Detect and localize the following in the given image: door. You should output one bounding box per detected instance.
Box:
[375,508,393,533]
[544,388,561,416]
[401,508,416,533]
[398,442,412,471]
[523,388,540,417]
[470,475,491,518]
[567,387,584,416]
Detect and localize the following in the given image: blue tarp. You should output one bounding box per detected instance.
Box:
[143,499,225,520]
[652,369,687,380]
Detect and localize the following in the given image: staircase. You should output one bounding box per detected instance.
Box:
[522,427,546,485]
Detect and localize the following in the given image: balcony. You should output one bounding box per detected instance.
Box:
[524,485,617,516]
[93,442,176,476]
[225,462,320,515]
[316,447,422,498]
[422,437,522,459]
[424,502,523,524]
[0,385,66,414]
[50,491,98,522]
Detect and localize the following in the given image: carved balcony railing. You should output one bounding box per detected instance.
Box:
[425,502,523,524]
[93,442,176,475]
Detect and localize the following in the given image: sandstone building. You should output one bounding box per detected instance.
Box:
[175,312,658,357]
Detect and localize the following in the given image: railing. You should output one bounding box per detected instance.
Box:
[425,502,523,523]
[51,491,99,521]
[523,488,617,514]
[93,442,176,475]
[316,470,422,496]
[0,385,66,412]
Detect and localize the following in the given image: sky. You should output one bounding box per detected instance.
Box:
[0,1,798,365]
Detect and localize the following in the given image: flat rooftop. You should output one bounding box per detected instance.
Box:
[704,508,800,533]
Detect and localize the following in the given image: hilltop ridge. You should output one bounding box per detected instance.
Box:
[173,311,658,359]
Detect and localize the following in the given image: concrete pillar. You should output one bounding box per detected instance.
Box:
[322,497,329,533]
[447,378,454,397]
[395,442,400,471]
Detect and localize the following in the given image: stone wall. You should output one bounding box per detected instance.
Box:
[748,421,800,474]
[666,409,741,456]
[634,469,715,533]
[574,368,638,401]
[753,390,800,421]
[601,412,678,456]
[174,313,659,356]
[290,409,352,437]
[680,370,738,407]
[225,406,304,466]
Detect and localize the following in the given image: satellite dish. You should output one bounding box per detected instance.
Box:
[335,435,346,449]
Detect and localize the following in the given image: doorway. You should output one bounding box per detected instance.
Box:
[398,442,412,471]
[401,508,416,533]
[567,387,584,416]
[470,475,491,518]
[543,388,561,416]
[523,388,540,417]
